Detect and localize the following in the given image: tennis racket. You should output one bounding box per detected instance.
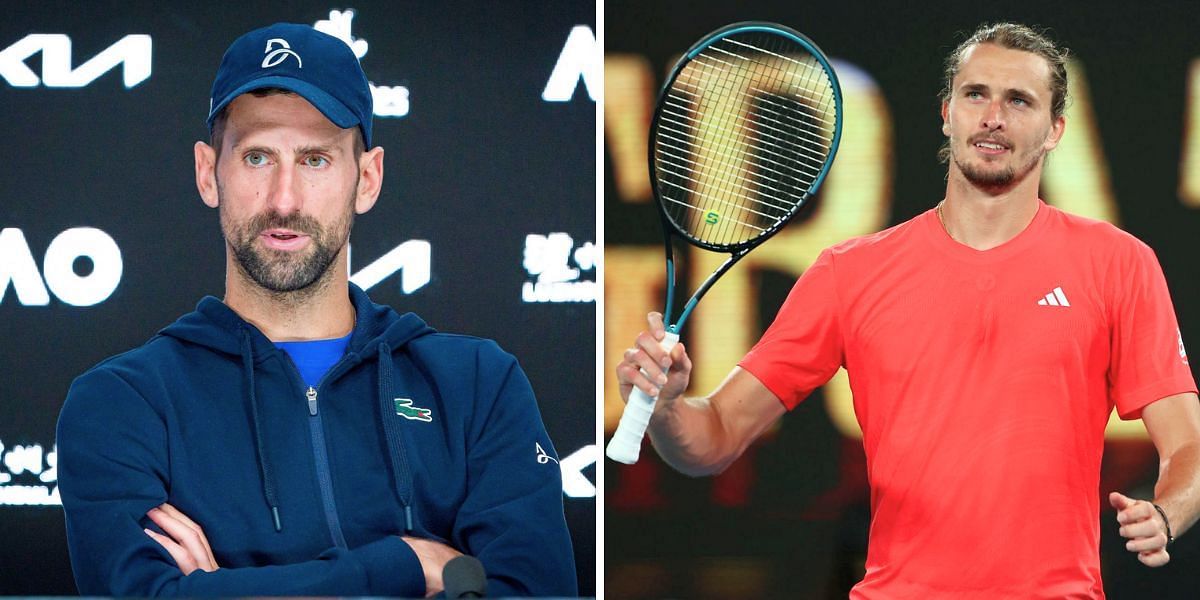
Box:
[606,22,844,464]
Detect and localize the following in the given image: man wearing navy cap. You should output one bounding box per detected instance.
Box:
[57,23,576,597]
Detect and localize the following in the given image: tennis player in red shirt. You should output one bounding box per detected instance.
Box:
[616,22,1200,598]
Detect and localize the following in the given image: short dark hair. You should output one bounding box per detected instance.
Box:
[209,88,365,160]
[938,23,1070,163]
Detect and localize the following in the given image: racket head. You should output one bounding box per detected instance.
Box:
[649,22,843,254]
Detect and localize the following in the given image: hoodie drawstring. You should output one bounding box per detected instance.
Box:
[241,330,283,532]
[377,341,415,533]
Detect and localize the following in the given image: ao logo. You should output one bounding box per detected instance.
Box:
[0,228,122,306]
[542,25,596,102]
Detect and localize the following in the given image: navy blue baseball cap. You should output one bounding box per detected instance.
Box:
[207,23,373,147]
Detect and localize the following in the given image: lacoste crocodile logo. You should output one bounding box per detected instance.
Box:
[394,397,432,422]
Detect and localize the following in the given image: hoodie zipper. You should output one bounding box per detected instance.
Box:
[300,377,349,550]
[282,349,412,548]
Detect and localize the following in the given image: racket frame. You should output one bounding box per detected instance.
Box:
[649,21,844,334]
[607,21,844,465]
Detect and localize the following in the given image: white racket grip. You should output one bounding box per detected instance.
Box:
[606,332,680,464]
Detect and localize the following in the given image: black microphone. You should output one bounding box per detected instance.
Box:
[443,555,487,598]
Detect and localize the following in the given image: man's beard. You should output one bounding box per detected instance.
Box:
[953,136,1044,189]
[219,187,354,296]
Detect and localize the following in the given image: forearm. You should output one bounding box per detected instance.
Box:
[68,509,426,597]
[647,395,744,476]
[59,371,426,597]
[155,537,422,597]
[1153,439,1200,539]
[646,368,786,477]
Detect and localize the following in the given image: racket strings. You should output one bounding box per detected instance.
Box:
[692,37,833,235]
[654,31,838,248]
[656,123,807,214]
[655,144,799,217]
[684,48,755,243]
[660,91,826,182]
[657,96,826,219]
[695,46,839,131]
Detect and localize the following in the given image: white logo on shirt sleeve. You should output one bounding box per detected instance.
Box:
[536,442,558,464]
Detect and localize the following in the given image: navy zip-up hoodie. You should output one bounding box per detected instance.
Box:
[57,285,577,596]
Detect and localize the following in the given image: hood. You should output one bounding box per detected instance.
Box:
[158,283,436,358]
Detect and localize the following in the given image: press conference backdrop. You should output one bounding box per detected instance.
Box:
[606,1,1200,598]
[0,2,595,595]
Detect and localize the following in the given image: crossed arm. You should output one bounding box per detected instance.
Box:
[60,365,576,597]
[143,503,460,596]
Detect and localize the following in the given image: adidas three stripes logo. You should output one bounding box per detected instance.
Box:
[1037,286,1071,307]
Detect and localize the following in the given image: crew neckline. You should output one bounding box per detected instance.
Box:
[921,199,1050,264]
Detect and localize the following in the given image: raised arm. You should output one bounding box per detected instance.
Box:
[616,312,786,476]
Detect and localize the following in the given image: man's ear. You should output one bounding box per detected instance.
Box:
[355,146,385,215]
[1043,115,1066,152]
[195,141,219,209]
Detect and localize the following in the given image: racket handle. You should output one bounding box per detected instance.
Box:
[606,332,680,464]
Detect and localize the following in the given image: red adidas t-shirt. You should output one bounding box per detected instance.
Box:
[739,201,1196,599]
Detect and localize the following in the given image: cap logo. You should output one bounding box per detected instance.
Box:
[262,38,302,69]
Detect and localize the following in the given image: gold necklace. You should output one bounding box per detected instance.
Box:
[936,200,953,240]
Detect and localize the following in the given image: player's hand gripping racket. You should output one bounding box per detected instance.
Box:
[606,22,843,464]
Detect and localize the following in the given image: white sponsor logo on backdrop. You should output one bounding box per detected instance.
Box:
[347,240,431,294]
[0,34,151,88]
[542,25,596,102]
[522,233,596,303]
[0,439,58,506]
[314,9,409,118]
[559,445,597,498]
[0,228,123,306]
